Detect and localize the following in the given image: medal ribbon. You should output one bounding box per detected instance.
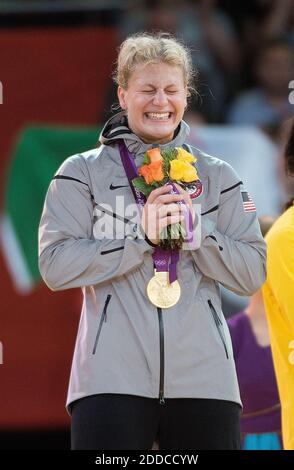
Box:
[119,141,193,283]
[167,181,196,249]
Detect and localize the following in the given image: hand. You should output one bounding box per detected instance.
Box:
[172,182,196,225]
[141,184,186,245]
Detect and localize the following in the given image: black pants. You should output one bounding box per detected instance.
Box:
[71,394,241,450]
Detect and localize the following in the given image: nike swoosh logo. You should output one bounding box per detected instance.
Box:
[109,183,129,190]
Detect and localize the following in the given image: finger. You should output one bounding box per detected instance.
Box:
[173,183,193,209]
[153,193,184,206]
[173,182,183,189]
[162,214,185,228]
[173,183,190,199]
[173,182,186,194]
[147,184,172,204]
[158,203,184,219]
[172,182,188,199]
[175,192,191,211]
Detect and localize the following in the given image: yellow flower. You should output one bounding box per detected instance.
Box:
[170,159,198,183]
[176,147,197,163]
[182,163,198,182]
[169,159,183,180]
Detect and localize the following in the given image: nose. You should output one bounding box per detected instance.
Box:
[152,89,168,106]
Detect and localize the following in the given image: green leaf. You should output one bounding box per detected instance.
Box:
[161,147,179,177]
[142,153,150,165]
[160,226,168,240]
[179,224,186,237]
[132,177,153,197]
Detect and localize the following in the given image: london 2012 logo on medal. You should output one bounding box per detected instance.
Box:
[182,179,203,199]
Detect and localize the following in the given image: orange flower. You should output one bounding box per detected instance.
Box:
[139,165,153,184]
[139,160,164,184]
[146,148,163,163]
[150,161,164,182]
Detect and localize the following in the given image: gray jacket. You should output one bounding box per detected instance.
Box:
[38,112,267,411]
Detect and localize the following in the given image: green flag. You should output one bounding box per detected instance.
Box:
[1,125,100,293]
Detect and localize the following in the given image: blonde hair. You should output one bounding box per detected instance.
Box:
[113,32,197,98]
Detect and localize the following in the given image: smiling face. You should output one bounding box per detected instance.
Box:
[117,62,188,144]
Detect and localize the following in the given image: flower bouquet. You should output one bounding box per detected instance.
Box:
[132,147,199,250]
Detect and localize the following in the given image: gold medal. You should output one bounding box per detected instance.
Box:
[147,269,181,309]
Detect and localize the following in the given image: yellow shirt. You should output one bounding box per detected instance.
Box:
[262,203,294,450]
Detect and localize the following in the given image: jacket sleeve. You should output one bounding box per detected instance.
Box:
[38,155,154,291]
[191,162,267,296]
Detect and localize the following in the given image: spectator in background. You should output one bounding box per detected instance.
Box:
[261,0,294,47]
[262,119,294,449]
[277,118,294,202]
[227,38,294,136]
[228,216,282,450]
[220,0,294,67]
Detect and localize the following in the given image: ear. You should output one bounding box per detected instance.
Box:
[117,86,127,110]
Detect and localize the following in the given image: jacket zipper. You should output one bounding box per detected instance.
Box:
[157,307,165,405]
[92,294,112,355]
[207,299,229,359]
[101,246,124,255]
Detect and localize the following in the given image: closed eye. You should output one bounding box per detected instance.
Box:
[143,89,178,92]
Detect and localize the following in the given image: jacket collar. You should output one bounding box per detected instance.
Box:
[99,111,190,158]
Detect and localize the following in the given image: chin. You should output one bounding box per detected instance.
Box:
[144,126,176,143]
[143,133,174,144]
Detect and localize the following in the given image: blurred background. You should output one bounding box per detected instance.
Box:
[0,0,293,449]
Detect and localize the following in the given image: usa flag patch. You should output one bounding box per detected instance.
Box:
[241,190,256,213]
